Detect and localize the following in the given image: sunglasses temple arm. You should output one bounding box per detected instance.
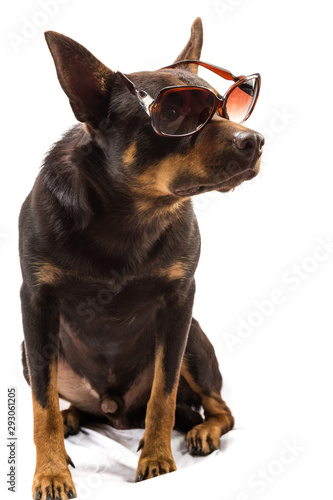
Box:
[193,61,239,82]
[137,92,154,115]
[195,63,246,82]
[161,60,242,82]
[116,71,153,115]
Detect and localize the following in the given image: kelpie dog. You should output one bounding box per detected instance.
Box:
[19,17,264,499]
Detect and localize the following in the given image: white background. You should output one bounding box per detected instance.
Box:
[1,0,332,499]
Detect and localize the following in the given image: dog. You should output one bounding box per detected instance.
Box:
[19,17,264,500]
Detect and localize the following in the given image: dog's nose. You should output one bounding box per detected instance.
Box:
[233,131,265,157]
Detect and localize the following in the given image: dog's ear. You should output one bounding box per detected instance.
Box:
[44,31,114,128]
[173,18,203,74]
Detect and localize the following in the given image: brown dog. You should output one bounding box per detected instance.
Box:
[19,17,264,499]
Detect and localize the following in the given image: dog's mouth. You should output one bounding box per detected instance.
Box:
[173,168,258,197]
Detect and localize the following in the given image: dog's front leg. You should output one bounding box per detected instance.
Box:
[135,282,195,481]
[20,284,76,500]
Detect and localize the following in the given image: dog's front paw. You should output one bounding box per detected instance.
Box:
[32,467,76,500]
[186,422,221,456]
[135,456,176,481]
[135,439,176,481]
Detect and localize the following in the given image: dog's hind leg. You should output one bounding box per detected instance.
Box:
[61,405,87,438]
[181,318,234,456]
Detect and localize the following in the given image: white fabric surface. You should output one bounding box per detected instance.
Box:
[60,416,241,499]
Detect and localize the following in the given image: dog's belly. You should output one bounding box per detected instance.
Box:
[57,355,154,427]
[57,312,156,428]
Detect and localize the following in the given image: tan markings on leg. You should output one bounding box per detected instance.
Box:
[31,360,76,499]
[181,359,234,455]
[122,141,137,167]
[135,346,177,481]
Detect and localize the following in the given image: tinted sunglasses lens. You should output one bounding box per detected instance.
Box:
[153,88,216,136]
[225,78,258,122]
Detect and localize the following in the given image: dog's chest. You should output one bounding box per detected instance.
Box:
[57,280,159,382]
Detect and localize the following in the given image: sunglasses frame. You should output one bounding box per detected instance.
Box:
[116,60,261,138]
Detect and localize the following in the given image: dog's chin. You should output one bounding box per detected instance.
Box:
[216,168,259,193]
[173,163,261,198]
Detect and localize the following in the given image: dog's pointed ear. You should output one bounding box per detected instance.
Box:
[44,31,114,128]
[173,18,203,74]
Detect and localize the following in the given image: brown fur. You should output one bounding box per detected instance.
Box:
[31,361,76,500]
[135,346,178,480]
[181,359,234,454]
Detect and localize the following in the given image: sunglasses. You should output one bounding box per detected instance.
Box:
[116,60,261,138]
